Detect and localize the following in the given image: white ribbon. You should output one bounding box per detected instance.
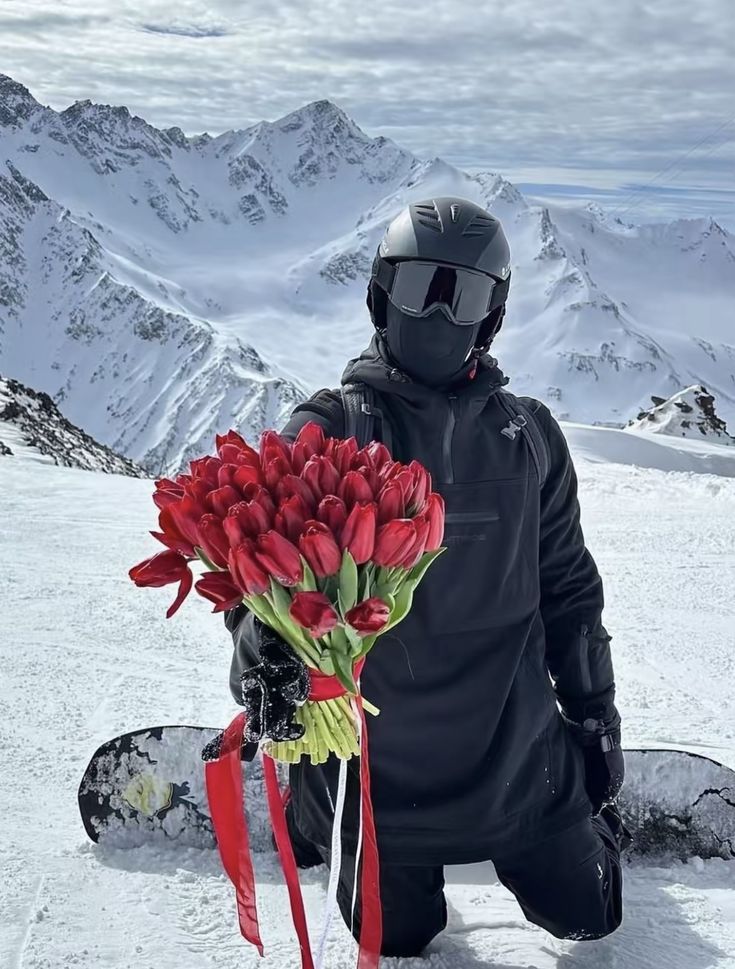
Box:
[315,752,348,969]
[349,695,364,939]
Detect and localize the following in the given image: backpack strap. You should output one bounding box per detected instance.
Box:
[340,382,394,453]
[497,391,551,489]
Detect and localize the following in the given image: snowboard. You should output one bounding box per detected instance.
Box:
[78,726,735,860]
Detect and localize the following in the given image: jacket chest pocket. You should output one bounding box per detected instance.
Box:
[411,477,539,636]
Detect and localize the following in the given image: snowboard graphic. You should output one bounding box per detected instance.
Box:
[78,726,735,859]
[77,724,276,852]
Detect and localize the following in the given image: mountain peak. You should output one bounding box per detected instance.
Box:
[627,384,735,445]
[272,98,362,143]
[0,74,42,128]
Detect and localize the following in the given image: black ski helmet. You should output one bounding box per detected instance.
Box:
[366,197,512,351]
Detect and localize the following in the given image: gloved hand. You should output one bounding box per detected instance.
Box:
[202,617,310,762]
[559,691,625,815]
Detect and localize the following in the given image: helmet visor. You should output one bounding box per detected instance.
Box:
[388,261,497,325]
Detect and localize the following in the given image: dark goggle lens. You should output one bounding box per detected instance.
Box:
[389,261,496,325]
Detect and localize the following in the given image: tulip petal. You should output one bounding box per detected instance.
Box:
[165,563,194,618]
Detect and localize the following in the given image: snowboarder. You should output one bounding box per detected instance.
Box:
[222,196,630,957]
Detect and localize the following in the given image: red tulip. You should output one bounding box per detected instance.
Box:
[340,501,377,564]
[153,477,185,510]
[254,530,303,586]
[289,591,339,638]
[275,473,318,511]
[338,470,374,507]
[216,428,251,454]
[294,420,326,455]
[398,511,431,569]
[158,497,204,556]
[183,477,213,505]
[229,541,271,596]
[377,459,400,483]
[195,570,244,612]
[216,431,262,472]
[189,456,222,486]
[129,549,193,618]
[299,520,342,577]
[291,420,327,473]
[222,500,271,546]
[424,492,445,551]
[301,455,341,500]
[372,519,417,567]
[240,482,276,519]
[233,463,263,490]
[316,495,348,540]
[216,463,239,488]
[274,494,310,544]
[376,479,404,524]
[259,429,293,471]
[392,468,416,509]
[345,597,391,635]
[264,454,293,490]
[207,485,242,519]
[197,514,231,568]
[364,441,392,470]
[406,460,430,515]
[332,437,358,476]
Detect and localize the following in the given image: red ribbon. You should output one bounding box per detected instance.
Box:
[204,662,382,969]
[308,657,366,701]
[203,711,264,955]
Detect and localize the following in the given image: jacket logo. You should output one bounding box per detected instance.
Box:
[444,533,487,544]
[450,203,461,223]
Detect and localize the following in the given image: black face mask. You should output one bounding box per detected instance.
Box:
[384,301,482,388]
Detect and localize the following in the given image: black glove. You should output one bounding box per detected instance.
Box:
[202,617,310,762]
[559,690,625,816]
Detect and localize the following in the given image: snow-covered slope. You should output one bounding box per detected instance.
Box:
[627,385,735,445]
[2,74,735,474]
[3,437,735,968]
[0,374,147,473]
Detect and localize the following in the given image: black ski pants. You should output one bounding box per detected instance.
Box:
[309,811,624,958]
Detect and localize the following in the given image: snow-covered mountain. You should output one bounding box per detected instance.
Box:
[2,73,735,474]
[0,374,147,473]
[627,384,735,445]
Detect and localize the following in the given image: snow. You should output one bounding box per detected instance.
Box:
[626,384,735,446]
[3,426,735,968]
[3,74,735,476]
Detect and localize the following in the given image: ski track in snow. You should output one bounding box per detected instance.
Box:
[2,441,735,968]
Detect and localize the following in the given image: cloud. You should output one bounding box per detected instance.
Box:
[0,0,733,224]
[138,22,231,38]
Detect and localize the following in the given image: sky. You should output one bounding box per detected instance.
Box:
[1,0,734,229]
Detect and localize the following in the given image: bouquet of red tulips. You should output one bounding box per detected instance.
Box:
[129,420,446,765]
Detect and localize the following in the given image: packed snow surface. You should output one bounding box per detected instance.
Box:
[3,423,735,968]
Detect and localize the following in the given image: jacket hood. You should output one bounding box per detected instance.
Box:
[340,330,510,405]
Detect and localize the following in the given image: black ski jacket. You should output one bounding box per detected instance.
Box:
[224,332,617,865]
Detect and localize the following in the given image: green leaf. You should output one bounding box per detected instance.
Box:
[296,556,318,592]
[404,547,446,591]
[383,583,414,632]
[321,573,339,603]
[338,549,359,613]
[344,622,364,657]
[319,652,335,675]
[332,650,358,695]
[194,546,220,572]
[269,576,294,624]
[358,564,372,602]
[244,593,278,628]
[329,624,351,655]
